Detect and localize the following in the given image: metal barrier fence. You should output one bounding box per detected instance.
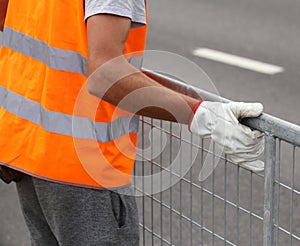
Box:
[133,70,300,246]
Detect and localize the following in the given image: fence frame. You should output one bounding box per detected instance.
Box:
[142,69,300,246]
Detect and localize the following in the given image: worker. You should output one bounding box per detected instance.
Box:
[0,0,264,245]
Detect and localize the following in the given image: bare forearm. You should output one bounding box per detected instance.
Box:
[88,57,199,124]
[0,0,9,31]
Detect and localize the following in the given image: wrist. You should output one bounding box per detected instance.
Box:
[188,100,203,131]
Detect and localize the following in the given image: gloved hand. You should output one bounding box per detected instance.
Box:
[189,101,264,172]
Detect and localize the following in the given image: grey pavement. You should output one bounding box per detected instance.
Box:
[1,0,300,245]
[0,183,29,246]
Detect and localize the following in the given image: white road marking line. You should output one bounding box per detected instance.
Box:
[192,48,284,75]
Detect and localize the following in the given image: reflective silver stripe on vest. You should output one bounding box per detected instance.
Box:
[3,27,88,76]
[128,56,144,70]
[3,27,144,75]
[0,86,139,142]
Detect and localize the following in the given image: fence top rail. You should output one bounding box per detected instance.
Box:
[143,69,300,147]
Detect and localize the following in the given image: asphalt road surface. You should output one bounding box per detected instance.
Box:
[1,0,300,245]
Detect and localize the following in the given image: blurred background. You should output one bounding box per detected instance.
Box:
[145,0,300,125]
[1,0,300,245]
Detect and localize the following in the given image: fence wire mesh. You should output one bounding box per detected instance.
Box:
[133,71,300,246]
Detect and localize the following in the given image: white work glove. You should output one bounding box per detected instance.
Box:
[189,101,264,172]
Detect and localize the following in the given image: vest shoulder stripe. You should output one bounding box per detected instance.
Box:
[3,27,88,76]
[3,27,145,76]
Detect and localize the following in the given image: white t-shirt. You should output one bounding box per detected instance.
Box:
[85,0,146,26]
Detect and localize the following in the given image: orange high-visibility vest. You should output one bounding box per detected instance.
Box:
[0,0,147,188]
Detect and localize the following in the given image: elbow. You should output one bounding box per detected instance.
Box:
[0,21,4,32]
[0,0,9,32]
[87,75,113,104]
[87,60,116,102]
[87,75,121,108]
[87,60,105,98]
[0,12,7,32]
[87,78,105,98]
[87,77,94,95]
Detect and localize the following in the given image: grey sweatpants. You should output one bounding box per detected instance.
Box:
[16,174,139,246]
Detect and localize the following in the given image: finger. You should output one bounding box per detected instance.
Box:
[231,102,263,119]
[226,142,264,162]
[239,124,264,139]
[227,153,264,172]
[240,160,264,172]
[216,123,264,151]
